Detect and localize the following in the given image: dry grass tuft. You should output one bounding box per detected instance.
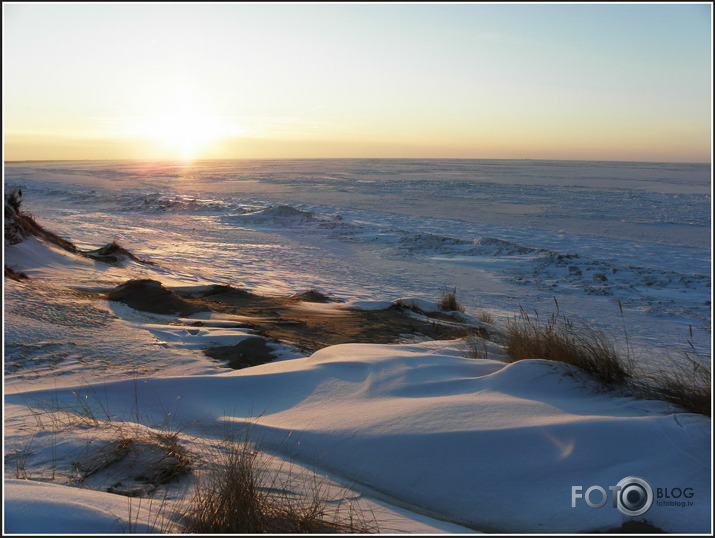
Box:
[476,310,495,325]
[505,307,634,388]
[438,287,465,313]
[20,386,194,494]
[503,306,711,416]
[463,327,492,360]
[633,351,711,417]
[182,437,377,534]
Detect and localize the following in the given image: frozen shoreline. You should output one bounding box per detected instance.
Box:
[4,166,710,364]
[4,159,712,533]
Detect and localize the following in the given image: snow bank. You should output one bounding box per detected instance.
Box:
[227,204,315,225]
[4,479,161,533]
[4,236,94,277]
[392,297,442,313]
[10,343,710,533]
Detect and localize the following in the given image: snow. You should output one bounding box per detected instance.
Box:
[3,159,712,534]
[4,479,159,534]
[5,340,711,533]
[392,297,443,313]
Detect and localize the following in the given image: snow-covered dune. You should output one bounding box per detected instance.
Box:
[8,342,710,533]
[4,479,160,534]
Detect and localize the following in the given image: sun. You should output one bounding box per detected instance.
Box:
[131,97,246,160]
[143,110,242,160]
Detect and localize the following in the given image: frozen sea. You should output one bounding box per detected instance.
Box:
[3,158,713,534]
[4,158,712,366]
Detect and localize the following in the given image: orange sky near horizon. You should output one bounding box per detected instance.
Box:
[3,3,712,164]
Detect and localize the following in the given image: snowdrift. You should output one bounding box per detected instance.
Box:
[9,343,711,533]
[4,479,159,534]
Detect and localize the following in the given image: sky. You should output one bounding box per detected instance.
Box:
[2,2,712,162]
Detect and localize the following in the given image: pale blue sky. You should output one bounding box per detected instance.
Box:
[3,2,712,161]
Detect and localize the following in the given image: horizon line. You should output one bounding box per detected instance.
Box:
[4,156,712,166]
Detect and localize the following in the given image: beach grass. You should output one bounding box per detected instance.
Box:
[502,305,711,416]
[505,307,634,388]
[180,434,378,534]
[438,287,465,313]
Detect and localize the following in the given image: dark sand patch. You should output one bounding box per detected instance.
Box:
[288,289,336,303]
[203,336,277,369]
[183,285,470,352]
[108,279,210,317]
[5,265,30,281]
[85,241,156,265]
[175,284,258,300]
[103,280,473,367]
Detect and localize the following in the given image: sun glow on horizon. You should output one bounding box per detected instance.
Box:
[3,4,711,163]
[135,112,246,160]
[125,96,248,160]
